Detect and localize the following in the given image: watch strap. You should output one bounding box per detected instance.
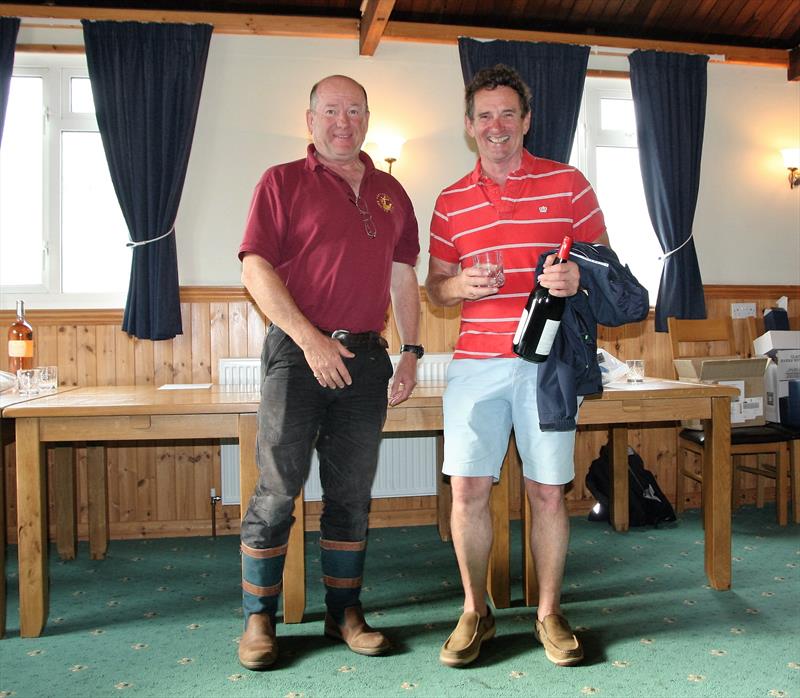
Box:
[400,344,424,358]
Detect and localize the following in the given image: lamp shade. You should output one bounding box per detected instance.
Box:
[781,148,800,169]
[381,134,406,162]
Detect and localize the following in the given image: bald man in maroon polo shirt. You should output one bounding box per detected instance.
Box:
[236,75,422,670]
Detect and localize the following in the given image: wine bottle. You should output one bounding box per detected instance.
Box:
[8,299,34,373]
[512,236,573,363]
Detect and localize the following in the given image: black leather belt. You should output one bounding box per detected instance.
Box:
[320,328,388,350]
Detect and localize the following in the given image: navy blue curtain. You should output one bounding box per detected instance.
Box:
[458,38,590,163]
[629,50,709,332]
[82,20,212,340]
[0,17,20,145]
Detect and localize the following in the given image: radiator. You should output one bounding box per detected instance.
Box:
[219,353,451,505]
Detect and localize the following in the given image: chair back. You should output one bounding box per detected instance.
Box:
[667,317,736,379]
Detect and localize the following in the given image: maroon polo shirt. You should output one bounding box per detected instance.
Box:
[239,145,419,334]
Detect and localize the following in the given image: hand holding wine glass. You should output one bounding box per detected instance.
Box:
[471,250,505,288]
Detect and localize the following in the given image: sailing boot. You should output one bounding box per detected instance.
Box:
[320,538,390,656]
[238,542,286,670]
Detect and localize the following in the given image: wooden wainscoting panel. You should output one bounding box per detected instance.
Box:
[36,325,58,371]
[247,302,268,358]
[115,328,136,385]
[153,339,175,387]
[209,302,230,384]
[228,301,250,358]
[3,282,797,542]
[97,325,118,386]
[57,325,79,388]
[76,325,98,387]
[191,304,213,384]
[134,336,155,387]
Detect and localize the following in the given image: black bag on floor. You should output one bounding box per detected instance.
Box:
[585,445,677,527]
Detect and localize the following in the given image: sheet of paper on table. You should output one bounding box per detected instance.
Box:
[157,383,212,390]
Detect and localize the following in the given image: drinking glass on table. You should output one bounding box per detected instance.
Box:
[37,365,58,391]
[472,250,505,288]
[625,359,645,383]
[17,368,42,395]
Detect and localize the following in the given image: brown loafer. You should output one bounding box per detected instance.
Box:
[534,613,583,666]
[439,609,496,667]
[238,613,278,670]
[324,606,391,656]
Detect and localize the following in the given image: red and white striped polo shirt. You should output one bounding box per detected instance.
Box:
[429,150,606,359]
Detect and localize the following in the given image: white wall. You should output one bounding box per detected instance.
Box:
[176,35,475,286]
[178,36,800,287]
[696,63,800,285]
[14,28,800,289]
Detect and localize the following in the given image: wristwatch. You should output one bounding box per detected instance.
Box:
[400,344,425,359]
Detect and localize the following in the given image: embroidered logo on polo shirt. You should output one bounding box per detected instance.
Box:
[539,205,548,213]
[377,193,394,212]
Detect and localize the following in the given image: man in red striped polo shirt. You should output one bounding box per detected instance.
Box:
[426,64,610,668]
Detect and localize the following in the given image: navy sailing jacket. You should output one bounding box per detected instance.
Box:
[534,242,650,431]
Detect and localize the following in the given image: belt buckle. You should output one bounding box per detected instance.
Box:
[331,329,350,341]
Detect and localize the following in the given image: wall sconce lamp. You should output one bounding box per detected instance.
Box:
[781,148,800,189]
[381,134,405,175]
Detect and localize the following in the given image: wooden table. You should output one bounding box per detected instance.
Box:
[8,378,736,637]
[6,382,447,638]
[7,385,262,638]
[511,378,738,610]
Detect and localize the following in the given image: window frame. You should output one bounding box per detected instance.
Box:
[0,53,129,309]
[572,76,662,303]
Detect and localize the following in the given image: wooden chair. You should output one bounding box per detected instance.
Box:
[668,317,798,525]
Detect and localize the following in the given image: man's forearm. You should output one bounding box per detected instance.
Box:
[390,262,421,344]
[425,272,463,307]
[241,254,318,348]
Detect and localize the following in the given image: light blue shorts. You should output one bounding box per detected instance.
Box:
[442,358,577,485]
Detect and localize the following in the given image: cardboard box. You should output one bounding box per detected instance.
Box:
[763,354,800,423]
[771,349,800,382]
[673,356,769,429]
[764,362,789,423]
[753,330,800,357]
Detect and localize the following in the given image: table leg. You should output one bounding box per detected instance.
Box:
[703,396,732,591]
[282,494,305,624]
[487,434,515,610]
[790,438,800,525]
[610,426,629,532]
[16,417,48,638]
[238,415,259,516]
[238,414,306,624]
[776,446,788,527]
[53,446,77,560]
[87,445,108,560]
[435,435,451,542]
[0,418,9,638]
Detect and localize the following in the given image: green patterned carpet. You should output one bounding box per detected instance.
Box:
[1,506,798,698]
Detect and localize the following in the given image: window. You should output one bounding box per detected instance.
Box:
[570,77,663,302]
[0,55,130,305]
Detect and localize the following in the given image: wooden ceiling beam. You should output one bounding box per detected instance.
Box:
[383,20,789,67]
[789,46,800,81]
[0,3,788,68]
[359,0,396,56]
[0,4,360,38]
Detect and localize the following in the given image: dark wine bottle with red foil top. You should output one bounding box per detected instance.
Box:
[512,236,573,363]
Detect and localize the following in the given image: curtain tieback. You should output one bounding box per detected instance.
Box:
[659,232,694,261]
[127,225,175,248]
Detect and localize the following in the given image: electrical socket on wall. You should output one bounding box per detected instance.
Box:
[731,302,757,319]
